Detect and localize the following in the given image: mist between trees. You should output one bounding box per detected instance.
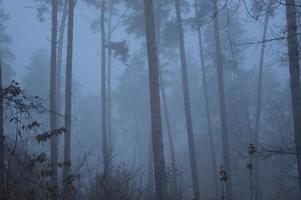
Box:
[0,0,301,199]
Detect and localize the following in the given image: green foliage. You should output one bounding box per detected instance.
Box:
[2,81,44,114]
[197,0,212,23]
[1,81,82,199]
[0,1,14,83]
[107,40,129,64]
[123,7,145,37]
[32,0,68,22]
[35,127,66,143]
[24,121,40,130]
[27,153,47,172]
[251,0,276,17]
[114,50,148,122]
[23,48,50,99]
[89,166,145,200]
[82,0,101,8]
[160,19,178,49]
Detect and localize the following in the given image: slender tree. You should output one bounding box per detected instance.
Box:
[100,0,110,173]
[143,0,168,199]
[0,1,14,84]
[194,0,219,197]
[50,0,59,194]
[174,0,200,198]
[81,0,111,172]
[146,141,155,200]
[211,0,233,198]
[57,0,68,121]
[107,0,113,157]
[31,0,68,115]
[155,0,177,191]
[254,2,272,198]
[285,0,301,194]
[254,0,272,140]
[63,0,75,197]
[159,66,177,185]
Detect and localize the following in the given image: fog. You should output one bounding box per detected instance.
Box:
[0,0,300,199]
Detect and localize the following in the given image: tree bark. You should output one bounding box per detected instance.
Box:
[211,0,233,198]
[254,2,271,158]
[100,0,109,174]
[285,0,301,195]
[194,0,219,197]
[146,141,155,200]
[56,0,68,124]
[63,0,75,198]
[107,0,113,160]
[174,0,200,199]
[0,56,4,194]
[143,0,168,199]
[50,0,59,195]
[160,70,177,181]
[155,0,177,192]
[254,6,271,199]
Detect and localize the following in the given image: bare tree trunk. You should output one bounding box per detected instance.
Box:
[254,6,271,199]
[0,56,4,195]
[100,0,109,174]
[146,141,155,200]
[194,0,219,197]
[160,71,177,177]
[211,0,233,198]
[285,0,301,195]
[254,2,271,159]
[155,0,177,192]
[174,0,200,199]
[132,123,139,169]
[159,66,178,195]
[63,0,75,198]
[56,0,68,123]
[107,0,113,159]
[50,0,59,196]
[143,0,168,199]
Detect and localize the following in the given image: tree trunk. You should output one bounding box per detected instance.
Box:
[194,0,219,197]
[107,0,113,159]
[132,123,139,169]
[211,0,233,198]
[100,0,109,174]
[254,6,271,199]
[160,70,177,181]
[50,0,59,195]
[174,0,200,199]
[146,141,155,200]
[56,0,68,123]
[143,0,168,199]
[63,0,75,198]
[0,56,4,194]
[285,0,301,195]
[155,0,177,192]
